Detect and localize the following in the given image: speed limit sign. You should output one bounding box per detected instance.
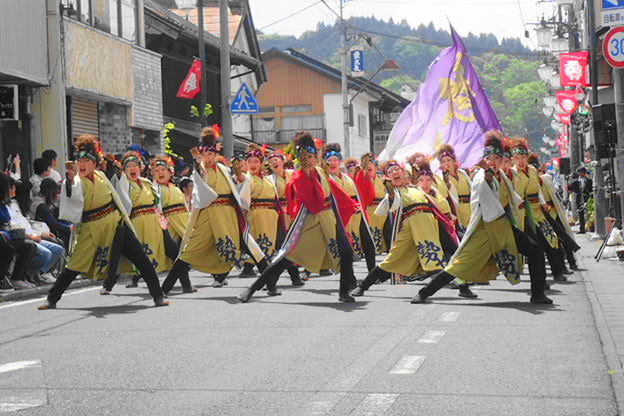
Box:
[604,26,624,68]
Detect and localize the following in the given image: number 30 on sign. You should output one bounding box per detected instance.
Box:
[604,26,624,68]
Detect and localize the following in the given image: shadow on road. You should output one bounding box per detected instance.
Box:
[265,301,370,312]
[432,300,563,315]
[59,304,152,318]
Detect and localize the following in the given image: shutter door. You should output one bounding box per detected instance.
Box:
[70,97,99,139]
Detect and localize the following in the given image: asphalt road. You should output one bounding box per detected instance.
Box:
[0,258,617,415]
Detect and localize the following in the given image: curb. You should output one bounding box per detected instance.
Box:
[579,237,624,415]
[0,276,131,303]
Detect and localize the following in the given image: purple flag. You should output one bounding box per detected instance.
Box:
[379,25,501,169]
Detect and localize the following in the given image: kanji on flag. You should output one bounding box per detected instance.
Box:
[177,59,202,99]
[557,113,571,125]
[556,90,578,114]
[559,52,589,87]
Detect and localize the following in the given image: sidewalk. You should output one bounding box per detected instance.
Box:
[576,233,624,410]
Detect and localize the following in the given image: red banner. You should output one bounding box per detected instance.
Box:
[557,113,571,125]
[176,59,202,99]
[556,90,578,114]
[559,52,589,87]
[555,134,568,147]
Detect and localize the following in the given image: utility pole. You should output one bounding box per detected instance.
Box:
[340,0,350,157]
[615,68,624,221]
[220,0,233,158]
[566,5,580,174]
[587,0,607,237]
[197,0,208,128]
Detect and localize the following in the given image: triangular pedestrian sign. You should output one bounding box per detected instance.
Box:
[231,82,259,114]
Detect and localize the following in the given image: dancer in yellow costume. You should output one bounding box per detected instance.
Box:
[267,150,303,285]
[152,156,189,243]
[39,135,168,309]
[351,159,461,298]
[324,143,376,271]
[239,132,359,303]
[115,152,172,282]
[414,131,553,305]
[510,138,565,282]
[436,144,472,230]
[353,154,389,254]
[161,127,268,295]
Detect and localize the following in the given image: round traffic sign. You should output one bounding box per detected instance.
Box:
[604,26,624,68]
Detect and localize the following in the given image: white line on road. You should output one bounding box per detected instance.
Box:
[389,356,426,374]
[417,330,446,344]
[0,286,102,310]
[351,394,399,416]
[439,311,460,322]
[0,360,41,374]
[0,398,46,413]
[307,393,347,415]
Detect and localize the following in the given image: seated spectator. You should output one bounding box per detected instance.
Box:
[30,158,52,202]
[34,178,72,248]
[7,176,64,286]
[0,173,38,290]
[5,154,21,181]
[41,149,62,183]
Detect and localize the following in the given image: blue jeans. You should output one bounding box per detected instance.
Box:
[32,240,65,273]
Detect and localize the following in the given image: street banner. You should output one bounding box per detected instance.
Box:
[379,25,500,168]
[557,113,571,125]
[559,52,589,87]
[176,59,202,99]
[556,90,578,114]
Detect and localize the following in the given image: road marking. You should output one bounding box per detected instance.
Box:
[351,394,399,416]
[389,356,426,374]
[0,360,41,374]
[0,286,102,310]
[307,393,347,415]
[417,330,446,344]
[439,311,460,322]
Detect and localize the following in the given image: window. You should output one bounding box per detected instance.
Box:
[259,106,276,114]
[65,0,138,44]
[357,114,367,136]
[283,105,312,113]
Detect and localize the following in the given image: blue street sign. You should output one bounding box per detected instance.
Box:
[351,50,365,73]
[603,0,624,10]
[231,82,258,114]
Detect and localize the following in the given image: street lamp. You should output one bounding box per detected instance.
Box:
[175,0,197,9]
[538,64,553,81]
[535,25,554,49]
[549,72,561,88]
[550,36,568,53]
[544,95,557,108]
[543,106,554,117]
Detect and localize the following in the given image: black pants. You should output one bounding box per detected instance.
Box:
[162,237,268,293]
[359,220,377,272]
[360,266,391,291]
[248,218,355,296]
[47,226,164,304]
[420,225,546,299]
[5,239,38,281]
[577,199,586,232]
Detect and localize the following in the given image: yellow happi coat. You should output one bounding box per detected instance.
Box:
[366,175,388,253]
[425,186,451,218]
[331,172,366,258]
[159,182,189,242]
[379,186,446,276]
[246,172,279,259]
[180,165,243,274]
[271,169,293,229]
[285,167,340,273]
[121,177,170,273]
[65,171,124,280]
[445,169,472,228]
[513,166,559,249]
[445,170,522,283]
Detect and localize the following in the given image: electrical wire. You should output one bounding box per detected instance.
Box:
[256,1,323,32]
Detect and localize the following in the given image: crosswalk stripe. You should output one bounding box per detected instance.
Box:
[389,356,426,374]
[351,394,399,416]
[0,360,41,374]
[417,330,446,344]
[439,311,460,322]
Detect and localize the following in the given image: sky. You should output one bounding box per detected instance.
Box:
[249,0,560,50]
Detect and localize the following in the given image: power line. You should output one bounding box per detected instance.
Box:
[256,1,323,32]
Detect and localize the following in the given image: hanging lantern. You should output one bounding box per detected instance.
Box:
[538,64,554,81]
[549,72,561,88]
[544,95,557,108]
[536,26,554,49]
[550,36,569,53]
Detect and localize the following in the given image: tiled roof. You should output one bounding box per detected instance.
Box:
[170,7,241,44]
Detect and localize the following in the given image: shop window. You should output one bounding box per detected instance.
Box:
[283,105,312,113]
[357,114,367,136]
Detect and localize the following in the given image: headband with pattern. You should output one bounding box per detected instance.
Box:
[324,150,342,161]
[483,146,503,158]
[122,156,141,168]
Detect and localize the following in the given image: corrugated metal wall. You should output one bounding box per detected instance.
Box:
[70,97,99,139]
[0,1,48,85]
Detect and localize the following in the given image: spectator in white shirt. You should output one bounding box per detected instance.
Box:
[41,150,62,183]
[29,158,52,202]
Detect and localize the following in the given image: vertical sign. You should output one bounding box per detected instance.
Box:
[351,50,365,77]
[0,85,18,121]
